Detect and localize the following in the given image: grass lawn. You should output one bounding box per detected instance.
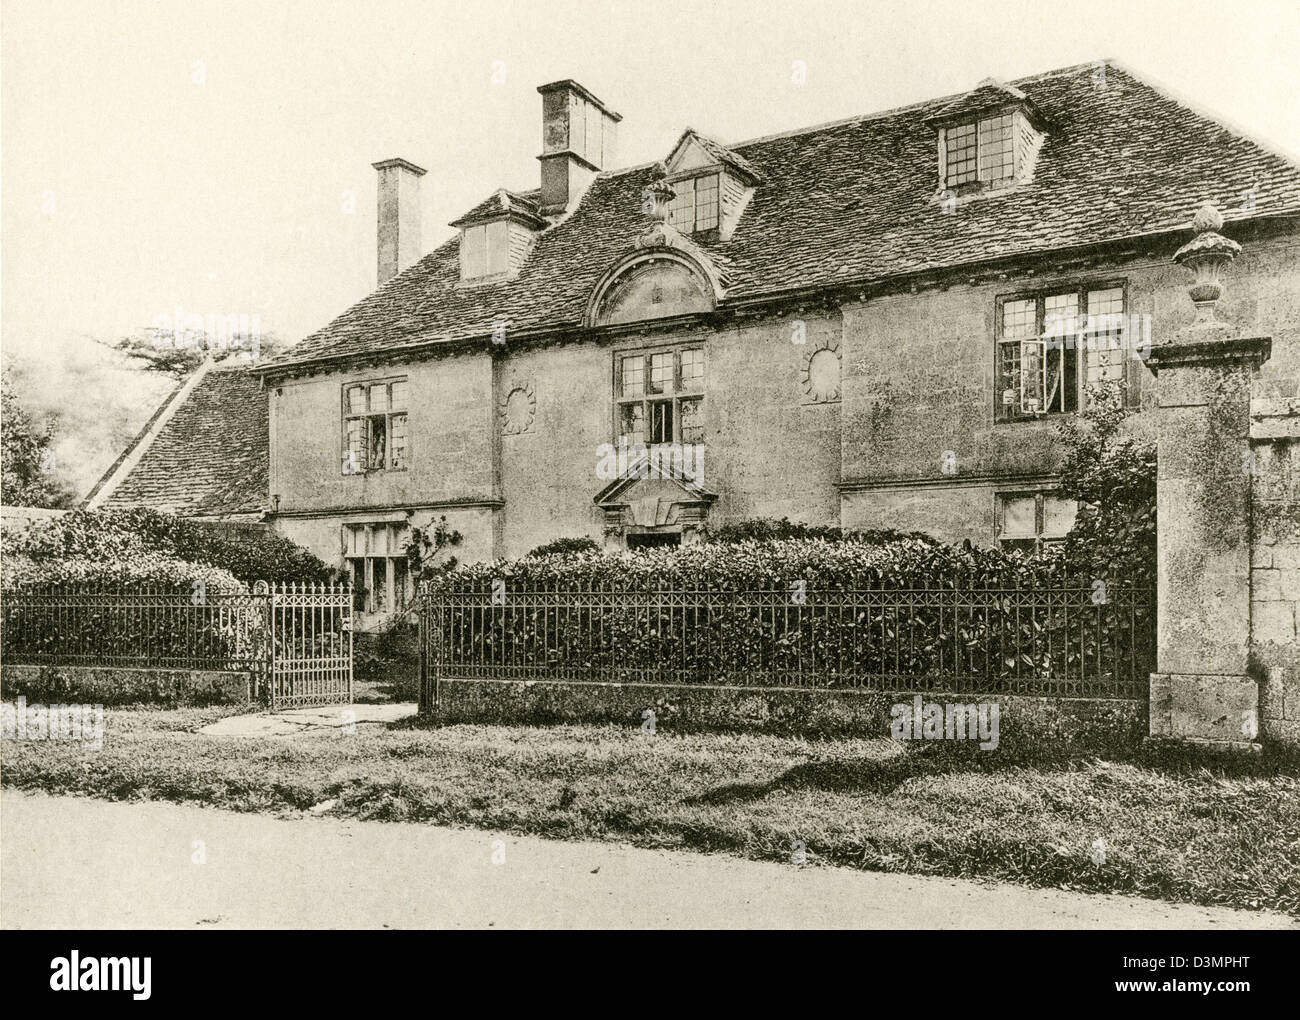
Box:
[3,704,1299,917]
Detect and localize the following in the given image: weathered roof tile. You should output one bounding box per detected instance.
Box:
[101,367,267,516]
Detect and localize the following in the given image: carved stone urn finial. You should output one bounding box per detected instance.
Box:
[636,174,684,249]
[1173,201,1243,325]
[646,176,676,225]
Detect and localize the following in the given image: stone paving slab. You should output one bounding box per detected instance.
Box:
[199,702,417,737]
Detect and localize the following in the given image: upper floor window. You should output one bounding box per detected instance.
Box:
[342,378,408,473]
[996,285,1134,421]
[615,345,705,446]
[666,175,720,233]
[944,113,1015,189]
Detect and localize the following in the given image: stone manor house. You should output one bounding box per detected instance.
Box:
[90,59,1300,622]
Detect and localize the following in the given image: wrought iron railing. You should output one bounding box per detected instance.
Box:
[0,581,353,706]
[419,584,1156,703]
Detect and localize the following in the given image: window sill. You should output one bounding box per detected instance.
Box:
[995,411,1071,424]
[455,271,513,289]
[936,178,1026,205]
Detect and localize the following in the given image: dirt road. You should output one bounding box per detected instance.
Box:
[3,790,1292,929]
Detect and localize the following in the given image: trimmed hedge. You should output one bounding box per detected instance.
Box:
[705,517,938,547]
[6,507,331,585]
[2,663,251,706]
[1,555,265,670]
[1,552,245,592]
[427,536,1064,592]
[525,536,601,558]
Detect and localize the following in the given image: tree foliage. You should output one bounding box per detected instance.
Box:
[5,507,332,585]
[1,372,77,508]
[1055,383,1157,585]
[102,328,286,381]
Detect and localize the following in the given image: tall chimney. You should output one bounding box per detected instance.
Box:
[372,157,426,285]
[536,80,621,215]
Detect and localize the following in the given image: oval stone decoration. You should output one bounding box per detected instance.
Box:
[500,382,536,435]
[802,344,841,403]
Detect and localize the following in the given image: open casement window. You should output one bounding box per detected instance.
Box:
[996,285,1136,422]
[344,523,412,614]
[342,379,409,473]
[665,175,720,234]
[615,345,705,447]
[998,492,1077,554]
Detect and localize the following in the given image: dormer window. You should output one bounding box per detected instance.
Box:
[460,221,510,280]
[943,122,978,186]
[666,174,720,233]
[978,114,1015,182]
[928,79,1047,194]
[450,189,546,284]
[660,129,762,240]
[943,113,1020,189]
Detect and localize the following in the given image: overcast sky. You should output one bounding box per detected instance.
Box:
[4,0,1299,363]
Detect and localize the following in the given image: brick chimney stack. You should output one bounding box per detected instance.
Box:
[536,80,621,215]
[372,157,427,286]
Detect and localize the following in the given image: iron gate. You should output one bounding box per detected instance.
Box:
[265,582,354,708]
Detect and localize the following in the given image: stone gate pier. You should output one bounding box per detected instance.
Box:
[1147,203,1299,750]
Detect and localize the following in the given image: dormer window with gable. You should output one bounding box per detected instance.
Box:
[660,129,762,240]
[928,79,1046,194]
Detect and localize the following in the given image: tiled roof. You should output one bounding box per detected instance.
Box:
[268,60,1300,371]
[925,78,1031,123]
[100,367,267,516]
[450,188,544,227]
[673,128,765,182]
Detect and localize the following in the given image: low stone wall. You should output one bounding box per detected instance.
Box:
[423,678,1146,751]
[1,664,253,707]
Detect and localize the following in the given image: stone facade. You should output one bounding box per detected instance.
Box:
[1251,402,1300,745]
[89,62,1300,744]
[268,308,847,563]
[264,232,1300,570]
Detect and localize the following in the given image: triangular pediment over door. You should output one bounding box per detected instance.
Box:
[594,453,717,548]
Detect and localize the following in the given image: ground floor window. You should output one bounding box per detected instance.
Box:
[343,522,412,613]
[626,531,681,549]
[996,492,1076,554]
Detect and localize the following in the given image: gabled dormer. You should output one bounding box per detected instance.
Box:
[661,129,762,240]
[925,78,1048,197]
[450,189,547,284]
